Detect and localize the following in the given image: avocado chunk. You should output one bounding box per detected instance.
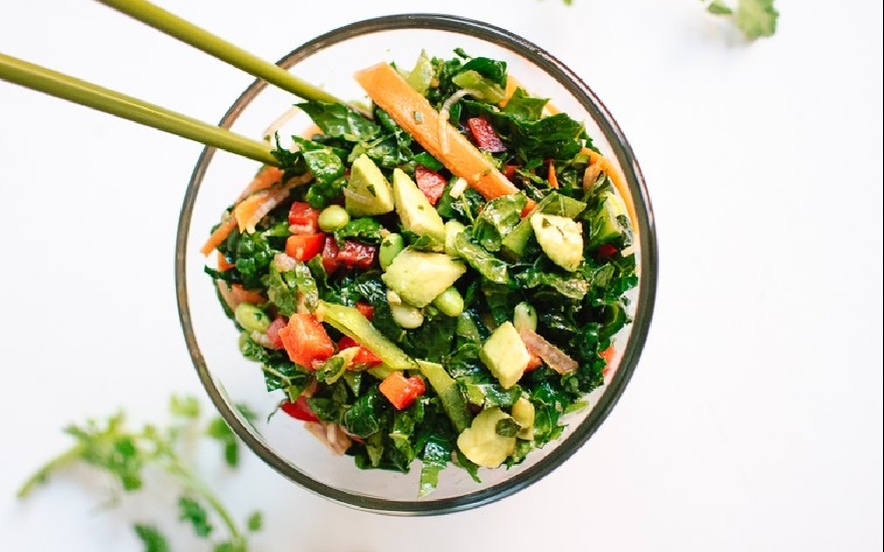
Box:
[456,407,517,468]
[444,219,466,258]
[381,248,466,308]
[392,168,446,242]
[530,213,584,272]
[501,192,586,257]
[317,300,416,370]
[417,360,472,433]
[587,190,633,249]
[344,154,394,217]
[479,321,531,389]
[510,397,535,441]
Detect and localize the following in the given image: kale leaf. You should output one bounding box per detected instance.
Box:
[297,101,380,141]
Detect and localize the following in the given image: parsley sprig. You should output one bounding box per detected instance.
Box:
[16,395,262,552]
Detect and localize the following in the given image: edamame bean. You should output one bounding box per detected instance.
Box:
[318,204,350,232]
[379,233,405,269]
[513,301,537,332]
[390,302,424,329]
[433,286,464,317]
[234,303,271,333]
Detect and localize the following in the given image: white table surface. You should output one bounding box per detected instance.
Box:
[1,1,881,550]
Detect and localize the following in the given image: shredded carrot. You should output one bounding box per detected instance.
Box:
[234,172,313,234]
[547,160,559,189]
[200,217,237,256]
[216,281,266,311]
[582,148,638,232]
[200,166,283,256]
[236,166,285,203]
[354,62,520,201]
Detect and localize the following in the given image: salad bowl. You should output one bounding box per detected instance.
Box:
[175,13,657,515]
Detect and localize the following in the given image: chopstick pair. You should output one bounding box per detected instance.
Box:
[0,0,341,165]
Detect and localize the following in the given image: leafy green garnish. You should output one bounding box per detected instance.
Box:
[206,404,258,468]
[246,511,263,533]
[17,395,263,552]
[178,495,213,537]
[133,524,171,552]
[705,0,779,40]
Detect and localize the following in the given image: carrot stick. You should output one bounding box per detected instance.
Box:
[354,62,520,201]
[233,175,309,234]
[235,166,284,202]
[200,217,237,256]
[547,160,559,189]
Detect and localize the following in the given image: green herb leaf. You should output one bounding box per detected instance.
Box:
[734,0,779,39]
[169,395,200,420]
[706,0,733,15]
[19,397,264,550]
[133,524,171,552]
[246,511,263,532]
[704,0,779,40]
[178,496,213,538]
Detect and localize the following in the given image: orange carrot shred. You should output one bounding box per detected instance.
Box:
[200,217,237,256]
[547,160,559,189]
[354,62,519,201]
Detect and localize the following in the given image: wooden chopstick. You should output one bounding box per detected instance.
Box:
[0,52,278,166]
[95,0,343,105]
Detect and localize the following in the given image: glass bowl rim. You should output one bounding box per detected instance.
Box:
[175,12,659,516]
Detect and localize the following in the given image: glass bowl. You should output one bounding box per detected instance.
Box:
[175,13,657,516]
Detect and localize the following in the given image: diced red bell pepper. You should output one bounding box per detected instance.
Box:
[336,240,376,270]
[288,201,320,233]
[504,164,518,179]
[378,372,426,410]
[338,336,383,367]
[414,165,447,206]
[277,313,335,368]
[285,232,326,262]
[266,316,288,349]
[354,302,374,320]
[467,117,507,153]
[280,395,319,422]
[320,236,341,274]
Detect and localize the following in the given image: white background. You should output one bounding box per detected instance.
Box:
[1,0,881,550]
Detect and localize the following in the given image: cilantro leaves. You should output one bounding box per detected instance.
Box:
[706,0,779,40]
[555,0,779,41]
[17,395,263,552]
